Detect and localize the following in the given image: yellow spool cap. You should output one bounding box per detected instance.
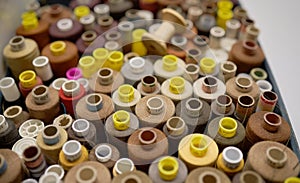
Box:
[285,177,300,183]
[74,5,90,20]
[50,41,66,56]
[79,56,96,78]
[132,29,147,56]
[217,9,233,29]
[163,55,178,71]
[22,11,37,20]
[158,156,179,181]
[169,77,185,94]
[93,48,109,69]
[19,70,37,89]
[200,57,216,74]
[22,16,38,30]
[118,84,135,103]
[218,117,237,138]
[113,110,130,131]
[190,134,208,157]
[104,51,124,71]
[217,0,233,10]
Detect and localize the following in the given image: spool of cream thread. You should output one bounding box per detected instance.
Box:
[50,78,68,92]
[45,164,65,180]
[94,4,110,18]
[112,170,152,183]
[209,26,226,49]
[53,114,73,130]
[218,61,237,83]
[0,77,21,103]
[220,19,240,52]
[79,14,96,31]
[4,105,29,128]
[112,158,136,177]
[32,56,53,83]
[118,21,134,53]
[244,24,260,42]
[232,170,265,183]
[256,80,273,93]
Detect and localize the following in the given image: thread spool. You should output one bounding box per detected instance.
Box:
[39,172,61,183]
[96,15,118,35]
[176,98,211,133]
[68,119,97,150]
[26,85,61,124]
[112,84,141,112]
[3,105,29,129]
[167,35,187,60]
[66,67,82,80]
[178,134,219,171]
[36,125,68,165]
[0,77,21,104]
[137,75,161,96]
[226,76,260,104]
[185,167,231,183]
[32,56,53,84]
[250,67,268,81]
[124,52,139,62]
[105,111,139,157]
[101,51,124,71]
[19,119,44,138]
[108,0,133,20]
[69,0,100,9]
[210,95,235,118]
[196,14,216,36]
[94,4,110,18]
[89,143,120,170]
[209,26,225,50]
[163,117,188,155]
[187,6,203,23]
[3,36,39,79]
[59,140,89,171]
[233,6,248,21]
[221,20,241,52]
[193,35,210,55]
[16,15,50,50]
[182,64,199,84]
[256,80,273,93]
[22,179,38,183]
[80,14,96,31]
[92,48,109,69]
[78,56,96,78]
[112,170,152,183]
[128,127,168,171]
[49,18,83,42]
[232,170,265,183]
[23,145,47,179]
[285,177,300,183]
[53,114,73,130]
[112,158,136,177]
[185,48,202,65]
[59,80,86,116]
[45,164,65,180]
[12,137,36,159]
[245,25,260,42]
[229,40,265,73]
[135,95,175,129]
[0,149,24,183]
[121,57,154,85]
[244,141,300,182]
[148,156,188,183]
[218,61,237,83]
[50,78,68,91]
[18,70,43,97]
[104,41,121,52]
[76,30,98,55]
[244,111,291,151]
[193,76,226,103]
[256,91,278,112]
[40,4,72,24]
[234,94,256,124]
[0,115,20,149]
[42,41,79,77]
[142,8,186,55]
[205,117,245,151]
[131,29,147,56]
[239,18,255,40]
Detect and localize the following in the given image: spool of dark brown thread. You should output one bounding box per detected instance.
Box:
[0,149,24,183]
[95,15,118,35]
[42,41,79,78]
[49,19,83,42]
[40,4,72,24]
[0,116,21,149]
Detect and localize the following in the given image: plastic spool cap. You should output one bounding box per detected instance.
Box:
[115,158,135,175]
[105,51,124,71]
[104,41,120,51]
[78,78,89,93]
[80,14,95,26]
[235,76,253,93]
[285,177,300,183]
[79,56,96,78]
[129,57,145,74]
[141,75,158,93]
[53,114,73,130]
[39,172,60,183]
[113,110,130,131]
[62,140,82,162]
[200,58,216,74]
[218,117,237,138]
[166,117,186,136]
[74,5,90,19]
[138,129,157,150]
[185,98,203,117]
[32,85,49,104]
[19,119,44,138]
[0,77,21,102]
[256,80,272,93]
[19,70,37,89]
[250,68,268,81]
[42,125,60,145]
[105,31,122,41]
[56,18,73,32]
[9,36,25,51]
[118,21,134,32]
[263,112,282,132]
[95,144,112,162]
[51,78,68,91]
[94,4,110,16]
[32,56,53,82]
[198,171,221,183]
[162,55,178,72]
[202,76,218,94]
[12,137,36,158]
[21,11,37,20]
[50,41,66,56]
[118,84,135,103]
[190,134,208,157]
[72,119,90,137]
[81,31,97,43]
[222,146,243,169]
[217,0,233,10]
[75,165,97,183]
[169,76,185,94]
[146,97,164,115]
[158,156,179,181]
[171,35,187,48]
[45,164,65,180]
[22,16,38,30]
[266,146,287,168]
[66,67,82,80]
[22,178,38,183]
[0,115,9,134]
[97,68,114,85]
[85,93,103,112]
[62,80,81,97]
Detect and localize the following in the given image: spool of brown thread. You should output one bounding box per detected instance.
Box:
[3,36,39,79]
[232,170,265,183]
[0,149,24,183]
[244,141,300,182]
[49,18,83,42]
[229,40,265,73]
[76,30,98,55]
[42,41,79,77]
[26,85,61,124]
[185,167,231,183]
[40,4,72,24]
[128,127,168,172]
[112,170,152,183]
[64,161,111,183]
[95,15,118,35]
[4,105,29,128]
[135,94,175,129]
[244,111,291,152]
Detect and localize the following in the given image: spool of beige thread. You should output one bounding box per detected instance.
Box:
[185,167,231,183]
[4,105,29,128]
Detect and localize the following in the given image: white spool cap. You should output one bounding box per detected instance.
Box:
[62,140,82,162]
[19,119,44,138]
[57,18,73,32]
[32,56,53,81]
[129,57,145,74]
[72,119,90,137]
[95,144,113,162]
[51,78,68,91]
[39,172,61,183]
[12,137,37,158]
[0,77,21,102]
[115,158,135,175]
[45,164,65,180]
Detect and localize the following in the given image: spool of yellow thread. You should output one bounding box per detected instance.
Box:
[92,48,109,69]
[113,110,130,131]
[132,29,147,56]
[199,57,216,74]
[216,148,244,177]
[50,41,66,56]
[217,9,233,29]
[169,76,185,94]
[22,16,39,30]
[79,56,96,78]
[217,0,233,10]
[163,55,178,72]
[118,84,135,103]
[19,70,37,89]
[158,156,179,181]
[218,117,237,138]
[21,11,37,20]
[285,177,300,183]
[104,51,124,71]
[59,145,89,171]
[74,5,90,20]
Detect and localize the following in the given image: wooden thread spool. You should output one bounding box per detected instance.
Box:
[142,8,187,56]
[232,170,265,183]
[18,70,43,98]
[167,35,187,60]
[250,67,268,81]
[153,55,186,82]
[36,125,68,165]
[23,145,47,179]
[135,95,174,128]
[112,170,152,183]
[89,143,120,170]
[148,156,188,183]
[121,57,154,85]
[45,164,65,180]
[178,134,219,171]
[0,115,21,148]
[16,14,50,50]
[89,67,125,95]
[229,40,265,73]
[0,149,24,183]
[0,77,21,104]
[53,114,73,130]
[3,36,39,79]
[96,15,118,35]
[216,146,244,178]
[42,40,79,78]
[76,30,98,55]
[32,56,54,84]
[210,95,235,119]
[161,76,193,103]
[4,105,29,128]
[69,0,101,9]
[59,140,89,171]
[131,29,147,56]
[64,161,111,183]
[185,167,231,183]
[137,75,161,96]
[76,93,114,143]
[163,117,188,155]
[244,111,291,152]
[256,90,278,112]
[94,4,110,18]
[244,141,300,182]
[244,25,260,42]
[40,4,72,24]
[112,84,141,112]
[234,95,256,124]
[50,78,68,92]
[176,98,211,133]
[49,18,83,42]
[128,127,168,171]
[105,110,139,157]
[193,76,226,103]
[218,61,237,83]
[226,76,260,104]
[205,117,245,151]
[68,119,97,150]
[26,85,61,124]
